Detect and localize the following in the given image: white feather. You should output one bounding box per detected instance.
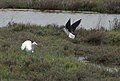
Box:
[21,40,37,53]
[68,32,75,39]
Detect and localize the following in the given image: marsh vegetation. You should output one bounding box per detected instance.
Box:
[0,0,120,14]
[0,23,120,81]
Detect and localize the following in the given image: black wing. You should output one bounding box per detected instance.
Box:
[65,18,71,32]
[71,19,81,32]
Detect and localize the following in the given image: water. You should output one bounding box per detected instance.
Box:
[77,56,119,73]
[0,10,120,29]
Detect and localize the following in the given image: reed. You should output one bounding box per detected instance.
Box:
[0,0,120,13]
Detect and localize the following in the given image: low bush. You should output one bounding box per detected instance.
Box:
[104,31,120,45]
[83,31,105,45]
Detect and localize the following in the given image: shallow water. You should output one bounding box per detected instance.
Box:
[0,10,120,29]
[77,56,119,73]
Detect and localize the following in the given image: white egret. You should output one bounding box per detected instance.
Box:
[64,18,82,39]
[21,40,38,53]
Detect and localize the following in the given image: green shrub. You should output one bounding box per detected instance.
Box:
[105,31,120,45]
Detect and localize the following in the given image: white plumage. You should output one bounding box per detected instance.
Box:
[68,32,75,39]
[21,40,37,53]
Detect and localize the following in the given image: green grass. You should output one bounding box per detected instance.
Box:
[0,23,120,81]
[0,0,120,14]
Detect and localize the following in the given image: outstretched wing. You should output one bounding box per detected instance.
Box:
[65,18,71,32]
[71,19,81,32]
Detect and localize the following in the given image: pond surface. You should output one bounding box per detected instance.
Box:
[0,10,120,29]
